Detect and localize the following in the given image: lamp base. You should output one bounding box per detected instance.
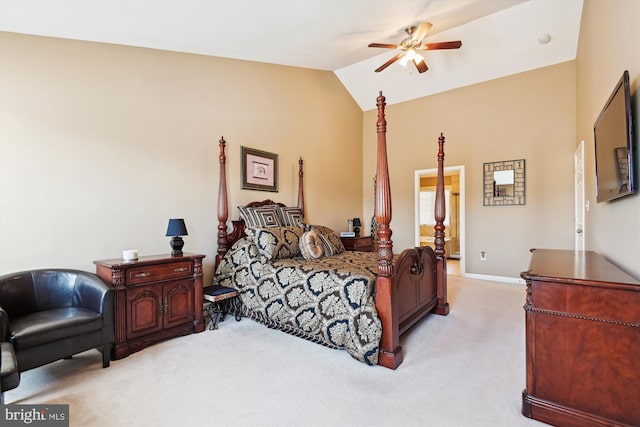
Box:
[169,236,185,257]
[354,227,360,237]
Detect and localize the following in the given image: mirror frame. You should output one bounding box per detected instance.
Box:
[483,159,526,206]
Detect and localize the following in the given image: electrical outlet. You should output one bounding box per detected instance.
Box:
[480,251,486,261]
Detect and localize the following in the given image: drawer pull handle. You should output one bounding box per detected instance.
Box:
[174,267,188,273]
[134,272,151,278]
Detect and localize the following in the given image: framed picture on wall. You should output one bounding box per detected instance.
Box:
[241,146,278,192]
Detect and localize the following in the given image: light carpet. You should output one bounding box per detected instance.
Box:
[5,275,546,427]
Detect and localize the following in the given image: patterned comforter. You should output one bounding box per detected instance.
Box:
[215,237,383,365]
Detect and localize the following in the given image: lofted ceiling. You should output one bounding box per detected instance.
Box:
[0,0,584,110]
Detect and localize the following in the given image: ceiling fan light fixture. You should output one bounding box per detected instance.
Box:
[368,21,461,74]
[399,49,416,68]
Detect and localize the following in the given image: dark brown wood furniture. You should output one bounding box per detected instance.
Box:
[214,92,449,370]
[521,249,640,427]
[94,253,205,359]
[340,235,373,252]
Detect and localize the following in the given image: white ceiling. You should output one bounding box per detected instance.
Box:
[0,0,584,110]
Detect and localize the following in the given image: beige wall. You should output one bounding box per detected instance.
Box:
[576,0,640,278]
[0,33,363,283]
[363,62,577,278]
[2,0,638,283]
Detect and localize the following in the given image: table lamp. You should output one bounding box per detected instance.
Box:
[352,218,362,237]
[166,218,188,256]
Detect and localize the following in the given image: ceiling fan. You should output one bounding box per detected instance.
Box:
[368,22,462,73]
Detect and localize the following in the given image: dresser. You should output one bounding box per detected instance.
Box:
[521,249,640,427]
[94,253,205,359]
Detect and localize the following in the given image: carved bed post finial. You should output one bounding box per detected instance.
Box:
[216,136,229,269]
[376,91,393,277]
[298,157,305,219]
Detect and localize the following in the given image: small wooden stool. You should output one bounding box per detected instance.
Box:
[203,285,241,330]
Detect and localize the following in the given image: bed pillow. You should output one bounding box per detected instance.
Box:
[238,205,282,228]
[299,230,325,259]
[245,226,304,260]
[305,225,345,256]
[278,206,304,227]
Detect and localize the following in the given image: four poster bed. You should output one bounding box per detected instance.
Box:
[214,92,449,369]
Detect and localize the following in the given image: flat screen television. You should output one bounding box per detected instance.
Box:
[594,70,635,203]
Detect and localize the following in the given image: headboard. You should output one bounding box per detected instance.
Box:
[215,137,304,268]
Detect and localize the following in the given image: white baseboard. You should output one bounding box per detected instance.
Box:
[463,272,525,285]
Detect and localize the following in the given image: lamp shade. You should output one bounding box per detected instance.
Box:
[166,218,188,237]
[352,218,362,227]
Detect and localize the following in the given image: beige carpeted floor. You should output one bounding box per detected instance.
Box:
[5,273,546,427]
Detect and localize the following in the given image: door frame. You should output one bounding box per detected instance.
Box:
[414,165,466,276]
[574,140,586,251]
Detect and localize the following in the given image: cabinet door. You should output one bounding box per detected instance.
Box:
[126,284,163,339]
[163,280,194,329]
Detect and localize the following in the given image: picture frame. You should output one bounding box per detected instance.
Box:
[241,146,278,192]
[483,159,526,206]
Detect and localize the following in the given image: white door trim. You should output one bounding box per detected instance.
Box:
[574,140,586,251]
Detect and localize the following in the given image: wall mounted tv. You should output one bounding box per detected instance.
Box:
[594,70,635,203]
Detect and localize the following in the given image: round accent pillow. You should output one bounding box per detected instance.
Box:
[300,230,325,259]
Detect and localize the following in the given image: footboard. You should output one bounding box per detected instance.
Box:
[375,246,449,369]
[373,92,449,370]
[394,246,444,335]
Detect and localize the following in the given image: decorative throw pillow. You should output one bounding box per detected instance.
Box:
[299,230,325,259]
[245,226,304,260]
[238,205,282,228]
[278,207,304,227]
[304,225,345,257]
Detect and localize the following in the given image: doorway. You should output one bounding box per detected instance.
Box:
[415,166,465,275]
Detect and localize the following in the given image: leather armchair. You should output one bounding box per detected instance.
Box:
[0,269,114,373]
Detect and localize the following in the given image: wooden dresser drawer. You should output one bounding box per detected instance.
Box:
[126,261,193,285]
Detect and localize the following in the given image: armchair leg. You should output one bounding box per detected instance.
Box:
[102,344,112,368]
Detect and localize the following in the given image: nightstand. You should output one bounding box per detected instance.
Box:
[340,236,374,252]
[94,253,205,359]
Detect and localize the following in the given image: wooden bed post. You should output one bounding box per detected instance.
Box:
[215,136,229,269]
[374,91,403,369]
[433,133,450,315]
[298,157,305,219]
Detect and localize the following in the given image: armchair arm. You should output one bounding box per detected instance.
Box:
[0,307,9,341]
[72,271,114,317]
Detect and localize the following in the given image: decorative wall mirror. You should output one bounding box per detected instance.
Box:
[483,159,525,206]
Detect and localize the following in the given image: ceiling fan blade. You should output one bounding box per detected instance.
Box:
[414,58,428,73]
[375,53,405,73]
[412,22,433,42]
[368,43,399,49]
[422,41,462,50]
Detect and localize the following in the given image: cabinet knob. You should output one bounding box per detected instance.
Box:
[134,272,151,278]
[174,267,188,272]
